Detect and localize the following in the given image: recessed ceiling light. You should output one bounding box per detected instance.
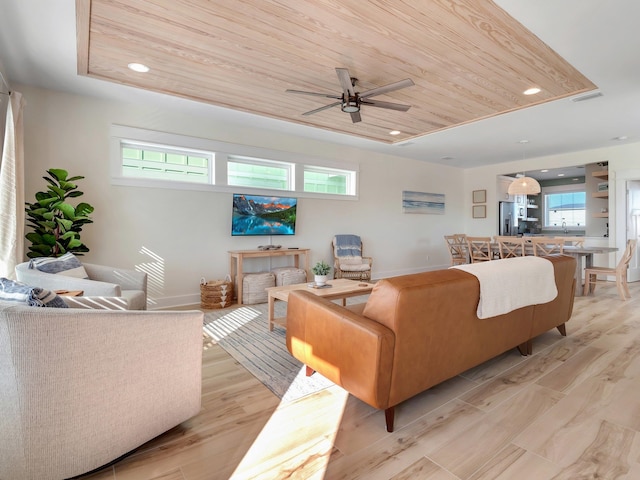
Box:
[557,173,565,177]
[518,139,529,144]
[389,130,401,135]
[441,156,455,161]
[128,63,150,73]
[613,135,628,141]
[540,169,549,173]
[523,87,541,95]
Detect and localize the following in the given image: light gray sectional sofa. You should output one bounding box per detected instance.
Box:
[15,261,148,310]
[0,301,204,480]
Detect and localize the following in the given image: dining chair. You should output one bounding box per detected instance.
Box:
[556,236,585,248]
[466,236,493,263]
[531,237,565,256]
[444,234,468,265]
[583,239,637,300]
[495,236,525,258]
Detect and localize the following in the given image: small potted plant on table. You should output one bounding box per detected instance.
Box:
[312,261,331,286]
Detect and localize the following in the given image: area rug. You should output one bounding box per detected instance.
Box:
[203,301,337,404]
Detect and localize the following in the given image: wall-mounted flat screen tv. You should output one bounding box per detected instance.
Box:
[232,194,297,236]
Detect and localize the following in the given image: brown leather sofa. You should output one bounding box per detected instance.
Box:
[286,255,576,432]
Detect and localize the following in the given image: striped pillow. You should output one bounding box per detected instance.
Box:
[29,252,89,278]
[0,277,69,308]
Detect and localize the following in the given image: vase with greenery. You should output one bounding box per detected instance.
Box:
[24,168,95,258]
[312,260,331,286]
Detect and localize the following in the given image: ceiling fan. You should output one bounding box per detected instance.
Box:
[286,68,414,123]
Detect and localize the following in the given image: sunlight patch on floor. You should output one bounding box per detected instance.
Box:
[230,387,350,479]
[202,306,263,342]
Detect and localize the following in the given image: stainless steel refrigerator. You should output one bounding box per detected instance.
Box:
[498,201,518,235]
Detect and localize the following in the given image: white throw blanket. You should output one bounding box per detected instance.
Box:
[452,256,558,319]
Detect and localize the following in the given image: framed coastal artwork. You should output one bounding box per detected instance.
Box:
[402,190,445,214]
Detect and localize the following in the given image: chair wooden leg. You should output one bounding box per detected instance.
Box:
[557,323,566,336]
[385,407,395,432]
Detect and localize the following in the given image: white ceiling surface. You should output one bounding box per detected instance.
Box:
[1,0,639,170]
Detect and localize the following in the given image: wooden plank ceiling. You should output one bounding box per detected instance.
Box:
[76,0,597,144]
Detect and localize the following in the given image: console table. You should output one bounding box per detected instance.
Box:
[229,248,310,305]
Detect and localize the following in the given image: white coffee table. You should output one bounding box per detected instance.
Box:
[266,278,374,331]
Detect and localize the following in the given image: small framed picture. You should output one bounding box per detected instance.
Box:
[472,205,486,218]
[472,189,486,203]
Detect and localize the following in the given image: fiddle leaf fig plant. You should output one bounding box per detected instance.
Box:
[24,168,95,258]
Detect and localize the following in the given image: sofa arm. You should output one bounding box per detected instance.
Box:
[84,263,147,292]
[286,290,395,410]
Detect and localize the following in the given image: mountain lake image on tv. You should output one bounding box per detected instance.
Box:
[232,194,297,236]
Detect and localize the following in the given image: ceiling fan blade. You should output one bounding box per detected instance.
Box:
[360,99,412,111]
[350,111,362,123]
[286,89,341,100]
[302,101,341,116]
[335,68,355,97]
[359,78,415,99]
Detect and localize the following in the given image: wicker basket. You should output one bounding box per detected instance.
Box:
[200,277,234,309]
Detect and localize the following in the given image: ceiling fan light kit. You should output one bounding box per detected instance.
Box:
[287,67,414,123]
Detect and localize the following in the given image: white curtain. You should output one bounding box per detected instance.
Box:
[0,91,26,279]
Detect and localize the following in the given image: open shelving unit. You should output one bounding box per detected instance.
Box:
[591,170,609,217]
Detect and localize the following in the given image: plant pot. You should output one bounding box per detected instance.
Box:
[314,274,329,286]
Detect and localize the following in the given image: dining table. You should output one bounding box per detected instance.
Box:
[560,245,619,296]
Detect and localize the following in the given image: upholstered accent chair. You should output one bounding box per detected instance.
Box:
[15,260,148,310]
[332,234,373,281]
[0,301,203,480]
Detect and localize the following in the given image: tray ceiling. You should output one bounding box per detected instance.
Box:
[76,0,597,144]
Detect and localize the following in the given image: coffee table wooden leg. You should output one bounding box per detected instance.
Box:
[268,294,275,331]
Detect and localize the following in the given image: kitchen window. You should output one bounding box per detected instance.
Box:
[544,191,586,228]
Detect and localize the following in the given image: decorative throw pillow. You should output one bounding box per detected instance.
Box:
[0,277,69,308]
[29,252,89,278]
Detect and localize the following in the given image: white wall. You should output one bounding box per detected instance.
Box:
[19,85,465,307]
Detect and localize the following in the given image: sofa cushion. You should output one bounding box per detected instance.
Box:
[339,255,364,265]
[0,277,69,308]
[339,262,371,272]
[29,252,89,278]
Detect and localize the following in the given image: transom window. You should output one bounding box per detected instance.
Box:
[227,156,291,190]
[304,166,353,195]
[121,142,212,184]
[544,191,586,227]
[112,125,358,198]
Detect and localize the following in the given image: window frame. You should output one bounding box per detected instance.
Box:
[542,185,587,230]
[227,155,294,191]
[110,124,359,200]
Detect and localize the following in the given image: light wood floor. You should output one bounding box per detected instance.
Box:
[78,281,640,480]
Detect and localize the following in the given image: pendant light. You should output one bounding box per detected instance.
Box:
[508,140,541,195]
